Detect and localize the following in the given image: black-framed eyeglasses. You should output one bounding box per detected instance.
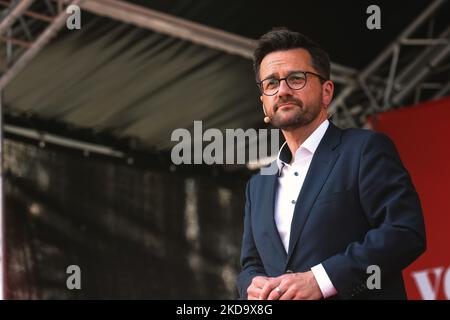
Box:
[257,71,327,96]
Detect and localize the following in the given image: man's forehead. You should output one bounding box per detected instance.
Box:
[260,48,312,76]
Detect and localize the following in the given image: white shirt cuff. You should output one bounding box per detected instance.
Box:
[311,264,337,299]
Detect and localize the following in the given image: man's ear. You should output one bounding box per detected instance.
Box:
[260,95,263,103]
[322,80,334,108]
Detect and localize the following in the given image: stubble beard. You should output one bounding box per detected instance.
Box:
[271,99,323,131]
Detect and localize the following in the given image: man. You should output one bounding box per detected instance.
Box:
[236,28,426,300]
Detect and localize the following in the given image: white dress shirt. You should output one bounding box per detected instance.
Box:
[274,119,337,298]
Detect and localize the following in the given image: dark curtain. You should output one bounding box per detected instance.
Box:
[4,139,248,299]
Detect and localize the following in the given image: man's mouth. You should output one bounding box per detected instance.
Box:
[275,103,298,112]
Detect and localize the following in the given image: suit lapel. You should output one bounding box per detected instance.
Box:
[286,122,342,264]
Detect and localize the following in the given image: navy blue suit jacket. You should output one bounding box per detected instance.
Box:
[236,122,426,299]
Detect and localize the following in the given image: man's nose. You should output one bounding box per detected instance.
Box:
[277,79,293,97]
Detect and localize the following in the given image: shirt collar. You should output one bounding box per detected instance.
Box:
[276,119,330,171]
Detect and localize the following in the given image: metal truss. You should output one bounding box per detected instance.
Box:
[329,0,450,129]
[0,0,83,90]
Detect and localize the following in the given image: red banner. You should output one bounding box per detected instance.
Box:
[369,96,450,300]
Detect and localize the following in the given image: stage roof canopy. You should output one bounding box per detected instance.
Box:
[1,0,448,159]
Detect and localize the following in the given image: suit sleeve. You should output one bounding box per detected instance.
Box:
[321,132,426,299]
[236,178,267,299]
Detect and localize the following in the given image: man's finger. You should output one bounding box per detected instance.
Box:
[247,286,262,299]
[279,288,296,300]
[260,281,280,300]
[268,285,286,300]
[252,276,269,288]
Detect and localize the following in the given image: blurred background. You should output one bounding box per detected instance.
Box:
[0,0,449,299]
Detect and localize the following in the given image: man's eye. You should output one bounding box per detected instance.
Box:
[288,74,306,84]
[265,78,279,89]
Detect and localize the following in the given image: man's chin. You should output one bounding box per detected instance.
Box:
[278,124,303,131]
[274,121,303,131]
[272,115,306,130]
[279,118,320,131]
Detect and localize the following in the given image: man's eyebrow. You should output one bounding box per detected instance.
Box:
[261,72,278,81]
[261,70,306,81]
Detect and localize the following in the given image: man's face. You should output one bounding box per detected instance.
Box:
[259,48,330,130]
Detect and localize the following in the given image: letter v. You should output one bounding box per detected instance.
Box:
[411,267,444,300]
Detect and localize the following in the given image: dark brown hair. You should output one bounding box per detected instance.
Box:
[253,28,330,82]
